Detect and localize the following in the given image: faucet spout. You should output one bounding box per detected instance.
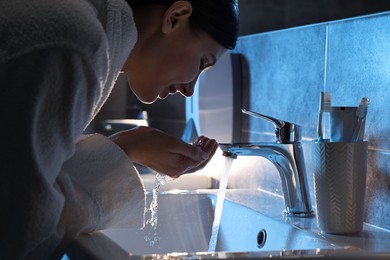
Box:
[219,142,314,217]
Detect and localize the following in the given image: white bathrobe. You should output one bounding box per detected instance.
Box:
[0,0,145,259]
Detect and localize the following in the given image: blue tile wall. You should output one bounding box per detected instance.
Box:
[231,12,390,231]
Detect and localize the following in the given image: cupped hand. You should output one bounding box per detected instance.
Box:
[109,126,218,178]
[189,135,218,173]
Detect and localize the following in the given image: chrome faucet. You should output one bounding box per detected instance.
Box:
[219,109,314,217]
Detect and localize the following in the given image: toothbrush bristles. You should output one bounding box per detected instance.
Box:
[317,91,331,141]
[356,97,370,118]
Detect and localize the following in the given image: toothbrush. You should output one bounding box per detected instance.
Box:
[352,97,370,142]
[317,92,331,141]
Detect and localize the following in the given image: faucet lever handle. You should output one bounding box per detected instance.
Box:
[241,109,301,143]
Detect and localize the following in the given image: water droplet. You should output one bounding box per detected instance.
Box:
[144,173,172,247]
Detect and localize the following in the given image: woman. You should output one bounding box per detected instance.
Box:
[0,0,239,259]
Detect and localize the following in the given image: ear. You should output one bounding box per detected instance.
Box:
[161,1,192,34]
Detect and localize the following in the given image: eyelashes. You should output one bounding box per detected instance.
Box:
[199,59,207,70]
[199,59,213,72]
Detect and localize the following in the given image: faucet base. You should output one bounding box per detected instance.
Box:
[284,210,315,218]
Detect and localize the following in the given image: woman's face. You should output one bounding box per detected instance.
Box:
[122,19,227,104]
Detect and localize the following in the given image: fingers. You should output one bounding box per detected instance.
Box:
[171,139,209,162]
[164,137,218,178]
[180,136,218,174]
[195,136,218,156]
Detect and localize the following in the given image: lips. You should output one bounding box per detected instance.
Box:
[159,85,178,100]
[158,92,168,100]
[169,85,177,94]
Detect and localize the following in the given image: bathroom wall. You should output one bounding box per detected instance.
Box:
[238,0,390,35]
[228,11,390,231]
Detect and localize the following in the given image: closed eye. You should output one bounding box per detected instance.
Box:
[199,59,209,70]
[199,54,216,72]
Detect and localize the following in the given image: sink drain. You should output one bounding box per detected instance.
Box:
[257,229,267,248]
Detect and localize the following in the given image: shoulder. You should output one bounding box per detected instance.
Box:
[0,0,108,63]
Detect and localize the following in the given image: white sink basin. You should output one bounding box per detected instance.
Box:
[102,192,338,255]
[68,190,390,259]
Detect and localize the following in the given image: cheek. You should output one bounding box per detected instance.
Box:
[170,59,200,83]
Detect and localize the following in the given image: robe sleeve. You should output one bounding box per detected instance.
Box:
[0,45,145,260]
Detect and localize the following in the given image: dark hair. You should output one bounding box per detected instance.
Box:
[126,0,239,49]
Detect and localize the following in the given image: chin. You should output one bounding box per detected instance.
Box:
[130,92,156,104]
[139,96,158,104]
[130,89,158,104]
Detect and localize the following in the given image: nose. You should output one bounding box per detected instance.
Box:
[178,81,195,97]
[178,68,205,97]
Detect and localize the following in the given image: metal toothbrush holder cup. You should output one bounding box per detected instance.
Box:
[312,140,368,234]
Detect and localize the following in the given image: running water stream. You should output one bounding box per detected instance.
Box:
[208,157,234,252]
[143,157,235,251]
[144,173,172,247]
